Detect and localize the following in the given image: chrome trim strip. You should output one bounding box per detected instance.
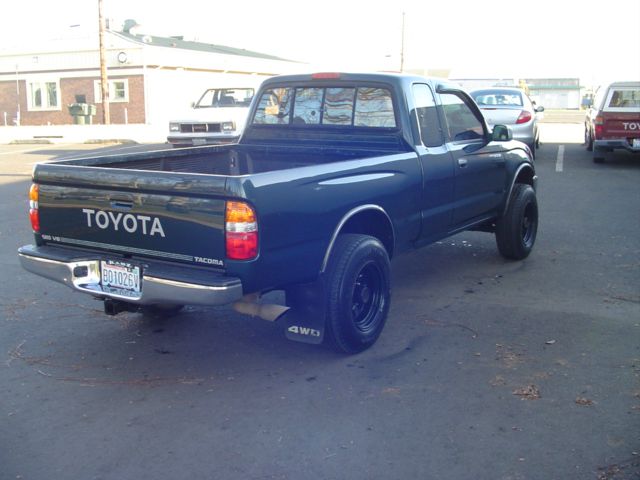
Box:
[54,236,194,262]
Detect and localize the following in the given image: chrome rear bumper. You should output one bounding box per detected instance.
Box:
[18,244,243,306]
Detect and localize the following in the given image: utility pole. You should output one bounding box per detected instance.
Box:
[400,11,405,73]
[98,0,110,124]
[15,63,20,126]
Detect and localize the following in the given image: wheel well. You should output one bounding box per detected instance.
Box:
[515,166,535,187]
[339,209,395,258]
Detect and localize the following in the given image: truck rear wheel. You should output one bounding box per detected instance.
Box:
[324,234,390,354]
[585,126,593,151]
[495,184,538,260]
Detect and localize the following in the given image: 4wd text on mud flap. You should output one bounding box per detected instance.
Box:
[287,326,321,337]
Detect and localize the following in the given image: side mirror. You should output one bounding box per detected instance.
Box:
[535,106,545,113]
[492,124,513,142]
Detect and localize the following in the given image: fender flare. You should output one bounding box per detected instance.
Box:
[320,204,395,273]
[503,163,537,216]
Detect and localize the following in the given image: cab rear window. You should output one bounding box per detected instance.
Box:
[253,86,396,128]
[606,89,640,109]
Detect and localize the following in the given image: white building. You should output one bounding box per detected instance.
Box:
[0,25,302,127]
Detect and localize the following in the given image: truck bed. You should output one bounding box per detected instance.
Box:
[61,125,410,176]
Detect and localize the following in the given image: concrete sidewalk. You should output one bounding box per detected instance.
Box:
[0,123,167,145]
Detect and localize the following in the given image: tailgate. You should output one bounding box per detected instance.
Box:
[35,166,229,269]
[603,112,640,139]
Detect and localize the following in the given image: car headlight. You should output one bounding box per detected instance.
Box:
[169,123,180,132]
[221,121,235,132]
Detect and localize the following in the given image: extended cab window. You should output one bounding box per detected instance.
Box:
[252,86,396,128]
[412,84,443,147]
[440,93,485,142]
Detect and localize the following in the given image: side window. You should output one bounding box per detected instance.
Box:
[412,84,443,147]
[440,93,485,142]
[354,88,396,127]
[253,88,293,124]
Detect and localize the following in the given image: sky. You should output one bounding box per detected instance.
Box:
[2,0,639,87]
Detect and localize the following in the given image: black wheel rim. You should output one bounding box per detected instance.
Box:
[350,261,385,334]
[521,202,537,247]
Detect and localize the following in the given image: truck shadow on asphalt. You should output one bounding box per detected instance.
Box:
[9,232,529,389]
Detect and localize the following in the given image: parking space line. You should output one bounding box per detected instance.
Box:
[555,145,565,172]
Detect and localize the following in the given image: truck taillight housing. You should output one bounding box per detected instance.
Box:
[29,183,40,233]
[225,201,258,260]
[594,115,604,139]
[516,110,532,124]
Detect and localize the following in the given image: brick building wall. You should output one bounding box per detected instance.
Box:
[0,81,25,126]
[0,74,145,126]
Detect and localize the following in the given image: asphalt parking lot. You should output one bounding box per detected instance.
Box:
[1,124,639,480]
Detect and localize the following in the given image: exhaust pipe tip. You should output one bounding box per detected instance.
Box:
[232,294,290,322]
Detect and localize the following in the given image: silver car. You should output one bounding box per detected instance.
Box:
[469,88,544,158]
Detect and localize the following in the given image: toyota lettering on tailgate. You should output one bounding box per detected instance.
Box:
[82,209,166,237]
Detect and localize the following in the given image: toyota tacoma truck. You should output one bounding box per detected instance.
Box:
[585,81,640,163]
[19,72,538,354]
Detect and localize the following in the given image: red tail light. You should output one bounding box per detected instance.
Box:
[594,115,604,139]
[29,184,40,233]
[225,201,258,260]
[516,110,532,124]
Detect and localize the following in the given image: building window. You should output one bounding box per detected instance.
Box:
[94,79,129,103]
[27,80,61,111]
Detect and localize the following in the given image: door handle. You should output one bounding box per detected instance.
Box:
[458,158,468,167]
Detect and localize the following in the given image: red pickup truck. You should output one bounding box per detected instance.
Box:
[585,81,640,163]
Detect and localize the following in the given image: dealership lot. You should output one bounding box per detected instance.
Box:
[1,125,639,479]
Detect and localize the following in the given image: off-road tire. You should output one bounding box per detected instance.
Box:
[495,184,538,260]
[324,234,391,354]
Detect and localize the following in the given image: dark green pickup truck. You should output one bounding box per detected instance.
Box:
[18,72,538,353]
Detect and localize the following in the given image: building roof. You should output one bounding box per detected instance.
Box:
[113,30,298,63]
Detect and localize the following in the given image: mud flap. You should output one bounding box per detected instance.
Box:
[282,281,326,345]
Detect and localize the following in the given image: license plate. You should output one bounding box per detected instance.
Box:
[192,138,207,146]
[101,260,141,296]
[633,138,640,148]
